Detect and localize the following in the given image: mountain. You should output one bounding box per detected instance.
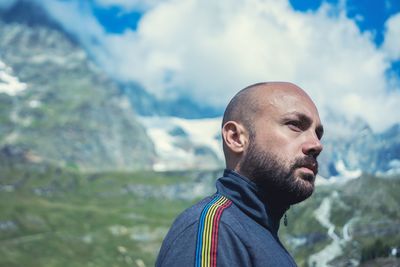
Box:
[140,114,400,176]
[0,0,64,32]
[119,82,222,119]
[0,0,155,171]
[1,0,398,176]
[138,116,224,171]
[318,115,400,177]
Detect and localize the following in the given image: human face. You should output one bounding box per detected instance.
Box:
[239,86,323,205]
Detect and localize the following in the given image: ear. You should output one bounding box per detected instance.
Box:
[222,121,249,154]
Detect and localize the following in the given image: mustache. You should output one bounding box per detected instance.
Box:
[292,156,318,174]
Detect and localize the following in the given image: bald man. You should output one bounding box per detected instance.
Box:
[156,82,324,267]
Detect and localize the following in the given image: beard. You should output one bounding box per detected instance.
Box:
[239,141,318,206]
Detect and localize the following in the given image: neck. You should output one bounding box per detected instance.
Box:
[220,169,289,231]
[235,169,291,216]
[257,186,290,220]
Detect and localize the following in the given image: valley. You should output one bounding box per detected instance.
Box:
[0,155,399,266]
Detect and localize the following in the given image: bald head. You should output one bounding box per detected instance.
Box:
[223,82,313,134]
[221,82,322,169]
[222,82,264,139]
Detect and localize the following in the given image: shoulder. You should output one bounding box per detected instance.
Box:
[194,195,254,266]
[156,194,244,266]
[168,195,217,235]
[156,194,260,267]
[156,196,217,266]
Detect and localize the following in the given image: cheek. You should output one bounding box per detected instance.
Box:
[269,144,300,170]
[263,139,295,160]
[254,139,290,167]
[253,127,301,161]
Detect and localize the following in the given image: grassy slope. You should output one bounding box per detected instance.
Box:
[1,161,399,267]
[0,163,202,267]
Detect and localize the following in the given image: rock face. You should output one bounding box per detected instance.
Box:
[139,116,223,171]
[318,115,400,178]
[0,1,155,171]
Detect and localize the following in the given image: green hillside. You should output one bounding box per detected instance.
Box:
[282,175,400,267]
[1,154,399,267]
[0,154,216,267]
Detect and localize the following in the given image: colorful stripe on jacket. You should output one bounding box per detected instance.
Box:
[195,194,232,267]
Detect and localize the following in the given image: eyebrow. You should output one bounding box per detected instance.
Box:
[286,111,324,139]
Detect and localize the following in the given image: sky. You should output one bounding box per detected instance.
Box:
[2,0,400,132]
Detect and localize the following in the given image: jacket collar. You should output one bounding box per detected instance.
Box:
[216,169,289,235]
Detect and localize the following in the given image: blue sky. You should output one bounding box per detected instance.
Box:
[92,0,400,81]
[290,0,399,43]
[3,0,399,131]
[93,5,142,33]
[94,0,400,45]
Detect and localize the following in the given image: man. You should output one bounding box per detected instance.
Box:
[156,82,324,267]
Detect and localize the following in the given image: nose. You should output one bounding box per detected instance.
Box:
[302,135,323,158]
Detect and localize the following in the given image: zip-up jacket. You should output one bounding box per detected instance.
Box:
[156,169,298,267]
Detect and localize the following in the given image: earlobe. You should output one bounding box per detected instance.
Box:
[222,121,248,153]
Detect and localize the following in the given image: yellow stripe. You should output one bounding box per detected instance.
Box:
[200,196,229,267]
[201,198,222,267]
[202,197,223,267]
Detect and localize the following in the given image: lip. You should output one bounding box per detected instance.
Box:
[299,165,317,175]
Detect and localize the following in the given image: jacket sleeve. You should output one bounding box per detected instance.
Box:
[215,221,252,267]
[156,220,252,267]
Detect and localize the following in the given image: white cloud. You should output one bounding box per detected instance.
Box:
[94,0,162,11]
[382,12,400,60]
[39,0,106,48]
[38,0,400,132]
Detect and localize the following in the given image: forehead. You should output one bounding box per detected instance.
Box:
[256,87,321,123]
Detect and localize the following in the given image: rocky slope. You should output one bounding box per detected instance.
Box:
[318,115,400,177]
[0,1,155,171]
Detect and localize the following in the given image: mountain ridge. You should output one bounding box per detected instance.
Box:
[0,5,155,171]
[0,0,399,176]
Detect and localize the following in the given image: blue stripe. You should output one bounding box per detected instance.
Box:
[195,195,221,267]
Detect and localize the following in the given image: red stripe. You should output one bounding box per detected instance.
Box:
[210,200,232,267]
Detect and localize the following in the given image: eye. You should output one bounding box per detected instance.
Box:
[287,120,302,132]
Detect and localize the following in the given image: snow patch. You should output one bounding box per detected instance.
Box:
[0,60,27,96]
[30,54,68,65]
[334,160,362,178]
[317,160,361,185]
[28,99,41,108]
[139,116,223,171]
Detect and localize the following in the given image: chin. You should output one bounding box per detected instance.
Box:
[289,189,314,205]
[289,176,315,204]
